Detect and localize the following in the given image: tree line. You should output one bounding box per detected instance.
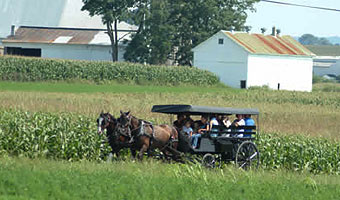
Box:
[82,0,259,65]
[299,34,334,46]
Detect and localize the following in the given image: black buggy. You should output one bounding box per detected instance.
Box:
[151,104,260,169]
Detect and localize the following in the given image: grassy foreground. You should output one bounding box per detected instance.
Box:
[1,156,340,200]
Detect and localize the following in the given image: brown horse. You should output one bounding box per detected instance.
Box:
[97,112,130,158]
[117,111,179,160]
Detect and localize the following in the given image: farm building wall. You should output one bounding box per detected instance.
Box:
[193,31,248,88]
[3,43,125,61]
[247,55,313,92]
[313,60,340,77]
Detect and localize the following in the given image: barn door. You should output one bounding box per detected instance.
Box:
[240,80,246,89]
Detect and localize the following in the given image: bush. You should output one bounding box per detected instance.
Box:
[0,56,220,86]
[313,75,338,84]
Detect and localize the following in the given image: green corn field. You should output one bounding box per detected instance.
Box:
[1,109,339,174]
[0,56,220,86]
[0,110,112,161]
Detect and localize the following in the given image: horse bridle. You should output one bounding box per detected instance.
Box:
[116,114,132,137]
[97,113,115,134]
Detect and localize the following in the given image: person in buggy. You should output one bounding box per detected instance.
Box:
[173,114,185,132]
[209,115,219,137]
[182,119,193,138]
[243,114,255,138]
[191,115,209,149]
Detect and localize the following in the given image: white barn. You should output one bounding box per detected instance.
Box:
[2,26,133,61]
[192,30,315,92]
[0,0,136,61]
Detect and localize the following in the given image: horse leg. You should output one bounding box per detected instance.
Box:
[114,148,120,158]
[131,149,137,159]
[147,148,153,158]
[138,143,149,161]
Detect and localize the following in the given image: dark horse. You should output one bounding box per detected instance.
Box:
[96,112,130,158]
[117,111,179,160]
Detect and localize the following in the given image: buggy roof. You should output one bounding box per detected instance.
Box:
[151,105,259,115]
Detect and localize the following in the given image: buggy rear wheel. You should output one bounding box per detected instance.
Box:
[202,153,216,168]
[235,141,260,170]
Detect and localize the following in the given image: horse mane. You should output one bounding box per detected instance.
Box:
[101,112,117,124]
[107,113,117,123]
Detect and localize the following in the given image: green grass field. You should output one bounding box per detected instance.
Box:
[1,81,340,139]
[0,81,233,94]
[1,81,340,199]
[1,156,340,200]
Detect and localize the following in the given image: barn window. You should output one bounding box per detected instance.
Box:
[240,80,246,89]
[218,38,224,45]
[5,47,41,57]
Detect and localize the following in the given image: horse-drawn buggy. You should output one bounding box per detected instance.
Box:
[97,104,260,169]
[151,105,260,169]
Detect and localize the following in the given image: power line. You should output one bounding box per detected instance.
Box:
[260,0,340,12]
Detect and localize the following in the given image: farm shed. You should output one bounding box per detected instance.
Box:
[192,30,315,92]
[0,0,137,58]
[0,0,114,39]
[305,45,340,77]
[2,26,134,61]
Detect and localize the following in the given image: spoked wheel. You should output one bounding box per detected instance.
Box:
[235,141,260,170]
[202,153,216,168]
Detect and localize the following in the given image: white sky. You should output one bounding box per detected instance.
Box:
[246,0,340,37]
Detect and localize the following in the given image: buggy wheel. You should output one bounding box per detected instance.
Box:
[235,141,260,170]
[202,153,216,168]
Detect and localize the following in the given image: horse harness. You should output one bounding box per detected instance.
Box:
[131,120,154,139]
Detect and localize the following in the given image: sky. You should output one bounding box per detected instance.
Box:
[246,0,340,37]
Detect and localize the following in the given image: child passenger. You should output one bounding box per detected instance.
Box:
[182,120,193,137]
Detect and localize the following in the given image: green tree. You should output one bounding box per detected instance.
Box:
[124,0,259,65]
[147,0,174,64]
[299,34,332,45]
[319,37,332,45]
[82,0,135,62]
[124,0,174,64]
[170,0,258,65]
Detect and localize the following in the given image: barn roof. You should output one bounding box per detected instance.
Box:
[305,45,340,57]
[151,104,259,115]
[2,26,136,46]
[223,31,314,57]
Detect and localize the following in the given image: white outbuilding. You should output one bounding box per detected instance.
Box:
[2,25,135,61]
[305,45,340,77]
[0,0,137,61]
[192,30,315,92]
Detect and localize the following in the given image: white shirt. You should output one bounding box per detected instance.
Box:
[182,126,193,135]
[233,119,245,133]
[210,117,219,132]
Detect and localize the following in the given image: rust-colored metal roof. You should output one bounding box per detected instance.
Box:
[3,26,101,45]
[224,32,314,56]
